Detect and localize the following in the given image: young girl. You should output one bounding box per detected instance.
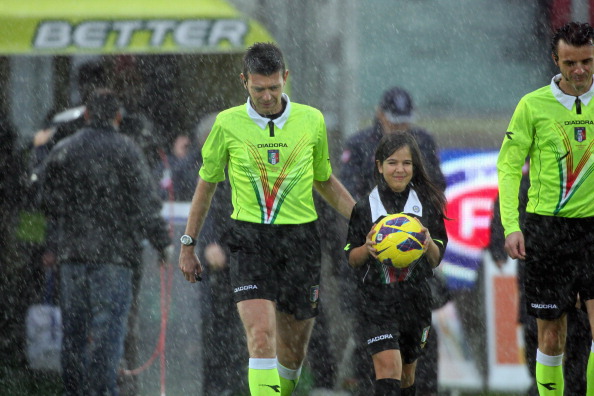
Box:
[344,132,448,396]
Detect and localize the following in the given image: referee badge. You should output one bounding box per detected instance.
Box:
[268,149,280,165]
[575,127,586,143]
[309,285,320,308]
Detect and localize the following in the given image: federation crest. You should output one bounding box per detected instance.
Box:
[309,285,319,308]
[575,127,586,142]
[268,149,279,165]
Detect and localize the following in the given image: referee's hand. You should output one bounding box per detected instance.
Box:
[179,246,203,283]
[504,231,526,260]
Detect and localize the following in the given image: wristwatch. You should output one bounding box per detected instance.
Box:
[180,234,196,246]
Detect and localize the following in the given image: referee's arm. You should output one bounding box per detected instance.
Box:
[314,174,356,218]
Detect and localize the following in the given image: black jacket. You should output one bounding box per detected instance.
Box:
[340,120,446,201]
[345,185,448,286]
[40,124,170,267]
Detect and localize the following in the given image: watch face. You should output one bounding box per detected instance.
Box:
[180,235,194,246]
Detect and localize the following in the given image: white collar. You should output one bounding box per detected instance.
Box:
[245,93,291,129]
[369,186,423,222]
[550,74,594,110]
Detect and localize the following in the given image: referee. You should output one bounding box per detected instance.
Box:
[497,21,594,396]
[178,42,355,396]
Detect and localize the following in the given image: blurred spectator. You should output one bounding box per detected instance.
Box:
[30,59,169,396]
[39,89,172,396]
[339,87,447,396]
[157,133,199,202]
[0,111,31,361]
[341,86,445,201]
[31,61,107,169]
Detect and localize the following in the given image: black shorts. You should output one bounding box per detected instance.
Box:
[227,220,321,320]
[358,279,432,363]
[524,214,594,320]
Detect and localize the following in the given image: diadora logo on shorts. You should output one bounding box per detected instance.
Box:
[367,334,393,344]
[234,285,258,293]
[531,303,558,309]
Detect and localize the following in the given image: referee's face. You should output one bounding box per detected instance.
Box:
[377,145,413,193]
[242,70,289,116]
[554,39,594,96]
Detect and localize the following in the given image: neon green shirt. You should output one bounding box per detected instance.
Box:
[199,94,332,224]
[497,74,594,236]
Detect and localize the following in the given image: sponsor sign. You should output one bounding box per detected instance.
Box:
[0,0,276,55]
[33,19,248,50]
[440,149,499,290]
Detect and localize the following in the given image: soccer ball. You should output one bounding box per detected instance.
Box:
[371,213,426,268]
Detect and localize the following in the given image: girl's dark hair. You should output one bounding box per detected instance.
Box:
[242,42,285,79]
[374,132,447,218]
[551,22,594,60]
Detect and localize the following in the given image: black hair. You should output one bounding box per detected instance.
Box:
[78,60,108,103]
[374,132,447,219]
[242,42,285,80]
[86,89,121,127]
[551,21,594,60]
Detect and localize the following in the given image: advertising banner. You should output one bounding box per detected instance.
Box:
[440,149,499,290]
[0,0,275,55]
[436,149,532,393]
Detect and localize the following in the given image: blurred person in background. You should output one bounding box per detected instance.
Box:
[0,111,31,361]
[39,89,172,396]
[340,86,445,200]
[157,133,198,202]
[497,21,594,395]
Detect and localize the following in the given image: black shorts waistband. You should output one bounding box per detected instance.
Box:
[231,219,318,230]
[526,213,594,228]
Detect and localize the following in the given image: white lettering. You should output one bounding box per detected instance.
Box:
[531,303,558,309]
[146,20,177,46]
[33,19,248,50]
[234,285,258,293]
[175,20,209,47]
[74,21,109,48]
[34,22,71,48]
[367,334,394,344]
[460,197,493,239]
[113,21,143,47]
[209,19,247,47]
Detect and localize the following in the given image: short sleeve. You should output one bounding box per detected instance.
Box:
[312,112,332,181]
[198,118,228,183]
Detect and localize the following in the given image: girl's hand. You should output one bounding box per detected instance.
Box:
[421,226,433,253]
[411,217,432,253]
[366,227,378,259]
